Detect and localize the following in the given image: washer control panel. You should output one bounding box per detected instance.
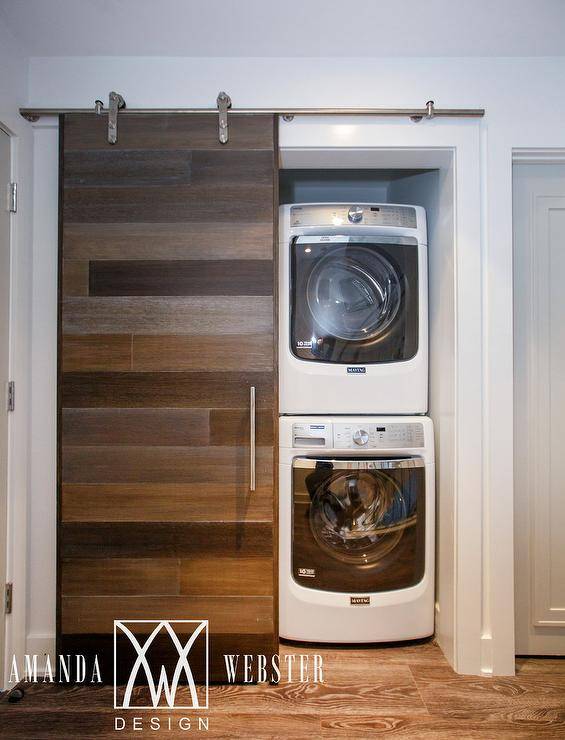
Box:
[333,422,424,449]
[290,421,424,448]
[290,204,417,229]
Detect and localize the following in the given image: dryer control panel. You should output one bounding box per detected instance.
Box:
[333,422,424,449]
[290,204,417,229]
[291,421,424,448]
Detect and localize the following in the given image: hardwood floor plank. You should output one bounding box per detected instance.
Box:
[60,522,273,557]
[132,334,274,372]
[62,483,273,522]
[62,335,132,371]
[63,222,273,261]
[61,596,274,634]
[63,113,275,151]
[62,296,273,335]
[89,259,273,296]
[62,409,209,446]
[62,371,274,408]
[179,556,273,596]
[61,558,180,596]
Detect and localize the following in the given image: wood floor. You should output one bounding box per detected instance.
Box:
[1,640,565,738]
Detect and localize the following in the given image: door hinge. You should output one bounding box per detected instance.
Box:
[7,381,15,412]
[7,182,17,213]
[5,583,12,614]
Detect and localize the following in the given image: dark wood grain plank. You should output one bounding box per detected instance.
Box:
[62,445,273,484]
[62,408,209,446]
[60,522,273,558]
[210,409,274,446]
[63,222,273,261]
[62,483,273,522]
[63,113,274,151]
[62,371,273,408]
[63,149,192,187]
[63,183,273,223]
[61,334,132,371]
[132,334,273,371]
[89,259,273,296]
[179,557,273,596]
[61,558,180,596]
[62,259,89,296]
[62,296,273,334]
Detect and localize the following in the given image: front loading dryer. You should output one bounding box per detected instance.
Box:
[279,415,435,643]
[279,203,428,414]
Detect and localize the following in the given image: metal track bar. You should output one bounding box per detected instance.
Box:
[20,106,484,121]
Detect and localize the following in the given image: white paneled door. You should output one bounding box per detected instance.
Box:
[514,163,565,655]
[0,128,11,684]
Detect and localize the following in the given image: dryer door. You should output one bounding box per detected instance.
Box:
[291,236,419,364]
[292,457,426,593]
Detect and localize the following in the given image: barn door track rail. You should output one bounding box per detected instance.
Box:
[20,91,485,144]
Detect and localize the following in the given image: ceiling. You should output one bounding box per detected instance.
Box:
[1,0,565,58]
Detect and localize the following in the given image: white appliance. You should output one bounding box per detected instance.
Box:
[279,203,428,414]
[279,415,435,643]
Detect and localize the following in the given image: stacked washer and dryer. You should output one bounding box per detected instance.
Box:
[279,202,435,643]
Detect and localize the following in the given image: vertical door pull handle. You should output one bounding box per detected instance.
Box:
[250,386,256,491]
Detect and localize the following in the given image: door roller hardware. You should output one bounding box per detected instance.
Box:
[107,91,126,145]
[217,91,232,144]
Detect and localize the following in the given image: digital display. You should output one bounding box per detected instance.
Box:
[377,427,386,432]
[370,207,381,212]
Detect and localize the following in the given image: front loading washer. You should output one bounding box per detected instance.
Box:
[279,415,435,643]
[279,203,428,414]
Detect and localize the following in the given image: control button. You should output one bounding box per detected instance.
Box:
[353,429,369,446]
[348,205,363,223]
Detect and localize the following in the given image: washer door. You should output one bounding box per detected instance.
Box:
[306,247,402,342]
[291,237,419,364]
[292,458,426,593]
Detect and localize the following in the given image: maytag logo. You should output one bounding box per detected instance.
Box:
[114,619,208,710]
[347,367,366,374]
[350,596,371,606]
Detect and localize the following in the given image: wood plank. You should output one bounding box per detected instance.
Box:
[62,296,273,335]
[62,483,273,522]
[89,259,273,296]
[62,259,89,296]
[63,222,273,261]
[132,334,274,371]
[210,409,274,446]
[63,149,192,187]
[61,558,180,596]
[179,557,273,596]
[62,408,209,446]
[63,113,274,151]
[60,522,273,558]
[61,334,132,371]
[62,445,273,484]
[61,596,274,634]
[61,371,274,408]
[63,183,273,223]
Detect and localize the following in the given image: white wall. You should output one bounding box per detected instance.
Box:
[22,54,565,676]
[0,20,32,687]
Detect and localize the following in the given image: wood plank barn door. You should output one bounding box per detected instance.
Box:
[58,113,277,682]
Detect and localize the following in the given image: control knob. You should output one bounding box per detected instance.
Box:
[348,205,363,223]
[353,428,369,446]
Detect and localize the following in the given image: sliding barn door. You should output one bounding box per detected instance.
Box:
[59,113,277,681]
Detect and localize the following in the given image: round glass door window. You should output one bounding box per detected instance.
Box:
[309,469,416,565]
[305,246,402,342]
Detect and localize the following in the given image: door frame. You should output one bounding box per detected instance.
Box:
[512,148,565,657]
[279,115,510,675]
